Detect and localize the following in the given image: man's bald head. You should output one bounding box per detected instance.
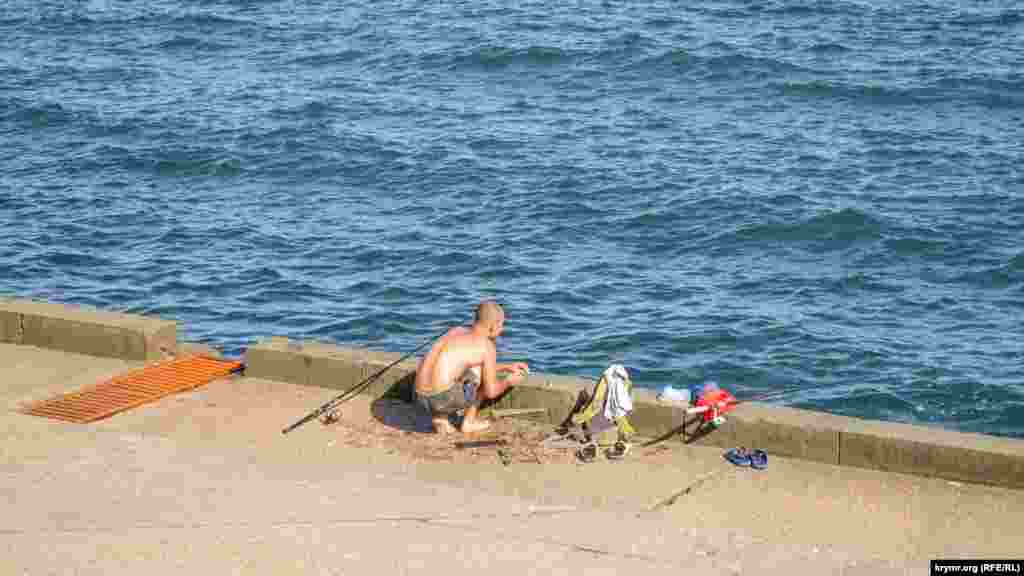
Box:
[474,300,504,326]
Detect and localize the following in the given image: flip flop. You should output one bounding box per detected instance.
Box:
[605,440,631,461]
[724,447,752,467]
[576,442,598,463]
[750,449,768,470]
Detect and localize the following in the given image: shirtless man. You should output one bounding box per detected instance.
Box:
[414,301,529,434]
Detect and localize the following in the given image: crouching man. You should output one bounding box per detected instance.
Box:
[414,301,529,434]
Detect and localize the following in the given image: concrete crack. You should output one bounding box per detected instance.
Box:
[0,506,580,537]
[571,544,612,557]
[0,506,685,567]
[644,469,724,514]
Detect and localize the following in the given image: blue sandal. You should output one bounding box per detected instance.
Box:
[724,447,752,467]
[750,449,768,470]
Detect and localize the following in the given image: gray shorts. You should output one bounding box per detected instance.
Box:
[416,370,480,416]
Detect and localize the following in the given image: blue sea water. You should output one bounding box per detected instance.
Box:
[1,0,1022,438]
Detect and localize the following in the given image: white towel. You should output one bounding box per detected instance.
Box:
[602,364,632,421]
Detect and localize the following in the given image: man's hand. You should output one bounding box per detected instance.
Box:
[509,362,532,381]
[508,362,529,375]
[501,362,529,384]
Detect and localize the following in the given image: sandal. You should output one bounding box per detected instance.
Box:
[724,447,752,467]
[750,449,768,470]
[605,440,631,461]
[576,442,598,463]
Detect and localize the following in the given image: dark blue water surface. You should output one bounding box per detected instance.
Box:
[2,0,1023,438]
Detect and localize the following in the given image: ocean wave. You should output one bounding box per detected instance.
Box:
[2,12,100,30]
[371,286,424,305]
[427,39,812,81]
[832,273,905,295]
[670,329,741,354]
[734,208,884,247]
[0,65,28,79]
[239,279,330,306]
[983,403,1024,439]
[805,42,851,54]
[955,254,1024,289]
[778,75,1024,109]
[450,45,572,70]
[154,157,242,178]
[39,250,113,269]
[700,53,811,80]
[692,5,755,19]
[155,36,234,53]
[268,100,342,121]
[1010,253,1024,272]
[3,101,75,129]
[762,0,870,18]
[165,13,250,28]
[777,79,933,105]
[883,237,949,259]
[643,16,683,29]
[440,32,664,72]
[289,49,368,68]
[805,389,921,423]
[616,208,675,229]
[949,8,1024,28]
[1,9,252,32]
[14,62,156,93]
[82,116,150,139]
[935,74,1024,109]
[634,48,693,69]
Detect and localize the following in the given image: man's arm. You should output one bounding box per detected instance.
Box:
[496,362,529,374]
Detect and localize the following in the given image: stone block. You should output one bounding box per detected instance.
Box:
[304,343,370,393]
[0,306,21,343]
[0,297,176,361]
[359,350,418,398]
[838,418,1024,489]
[244,338,310,386]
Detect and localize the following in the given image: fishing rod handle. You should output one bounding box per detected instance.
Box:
[282,410,319,435]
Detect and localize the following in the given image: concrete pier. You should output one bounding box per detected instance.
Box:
[2,297,1021,574]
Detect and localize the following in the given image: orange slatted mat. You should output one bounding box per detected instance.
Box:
[20,355,243,423]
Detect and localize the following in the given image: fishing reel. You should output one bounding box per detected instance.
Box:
[706,403,726,428]
[321,408,341,426]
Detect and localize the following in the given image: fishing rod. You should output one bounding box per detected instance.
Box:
[281,326,452,435]
[683,380,866,429]
[736,383,811,404]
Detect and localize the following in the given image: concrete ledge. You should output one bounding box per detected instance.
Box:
[245,340,1024,489]
[0,306,21,343]
[244,338,418,397]
[838,419,1024,490]
[0,297,176,362]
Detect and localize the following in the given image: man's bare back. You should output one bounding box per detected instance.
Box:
[415,327,488,395]
[414,301,528,434]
